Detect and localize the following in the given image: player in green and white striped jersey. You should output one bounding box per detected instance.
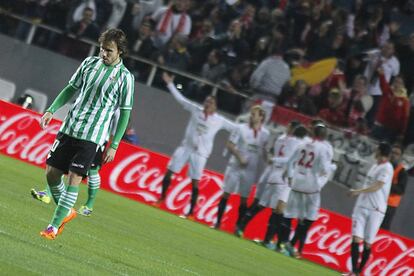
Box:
[39,29,135,240]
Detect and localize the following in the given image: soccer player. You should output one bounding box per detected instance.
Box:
[157,72,235,219]
[346,142,393,276]
[38,28,134,239]
[31,110,120,216]
[214,105,270,230]
[279,124,333,257]
[236,122,307,246]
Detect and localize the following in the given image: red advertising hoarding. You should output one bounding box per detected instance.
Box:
[1,100,413,275]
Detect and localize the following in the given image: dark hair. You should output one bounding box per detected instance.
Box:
[392,143,404,154]
[99,28,128,57]
[378,141,392,157]
[289,120,301,129]
[313,124,327,139]
[311,119,325,127]
[292,125,307,138]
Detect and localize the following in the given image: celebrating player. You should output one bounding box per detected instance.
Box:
[236,122,307,246]
[157,72,235,219]
[279,123,333,257]
[345,142,393,276]
[214,105,270,230]
[39,29,134,239]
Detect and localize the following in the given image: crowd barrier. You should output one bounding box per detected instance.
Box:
[1,100,413,275]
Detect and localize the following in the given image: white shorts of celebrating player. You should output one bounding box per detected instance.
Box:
[352,206,385,244]
[168,146,207,180]
[222,165,257,198]
[255,165,272,200]
[259,183,291,208]
[284,190,320,221]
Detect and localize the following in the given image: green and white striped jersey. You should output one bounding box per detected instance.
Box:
[60,56,134,146]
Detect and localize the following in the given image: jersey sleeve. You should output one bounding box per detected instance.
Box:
[221,117,236,133]
[167,82,199,113]
[68,56,93,89]
[119,73,135,110]
[228,124,241,145]
[375,165,393,184]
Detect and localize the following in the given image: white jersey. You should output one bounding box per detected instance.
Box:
[287,139,332,193]
[228,123,270,172]
[354,161,393,213]
[167,83,235,158]
[267,134,304,184]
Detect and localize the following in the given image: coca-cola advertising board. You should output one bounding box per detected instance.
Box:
[1,100,413,275]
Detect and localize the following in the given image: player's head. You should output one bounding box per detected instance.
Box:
[376,141,392,159]
[203,95,217,114]
[250,105,266,125]
[313,123,327,140]
[309,119,325,136]
[390,143,403,165]
[292,125,308,139]
[99,28,128,66]
[287,120,301,135]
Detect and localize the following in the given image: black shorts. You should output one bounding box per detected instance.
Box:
[90,142,107,169]
[46,132,99,177]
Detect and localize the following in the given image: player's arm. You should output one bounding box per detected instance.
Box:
[104,109,131,163]
[162,72,198,112]
[349,181,384,196]
[40,84,77,129]
[283,147,301,185]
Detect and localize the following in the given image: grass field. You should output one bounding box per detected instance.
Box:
[0,154,337,275]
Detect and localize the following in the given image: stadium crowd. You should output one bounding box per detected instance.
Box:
[1,0,414,145]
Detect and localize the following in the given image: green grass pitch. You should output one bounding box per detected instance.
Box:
[0,154,338,275]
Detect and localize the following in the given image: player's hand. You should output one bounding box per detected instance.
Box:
[239,157,248,167]
[162,72,174,84]
[40,112,53,129]
[348,189,359,197]
[103,147,117,164]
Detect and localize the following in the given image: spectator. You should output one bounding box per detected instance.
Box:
[318,88,347,127]
[364,41,400,126]
[218,65,247,114]
[155,33,191,72]
[249,44,290,103]
[151,0,192,49]
[14,0,49,41]
[188,19,215,72]
[119,0,162,42]
[396,33,414,94]
[278,80,318,116]
[104,0,127,30]
[71,0,97,25]
[371,69,410,143]
[343,75,370,125]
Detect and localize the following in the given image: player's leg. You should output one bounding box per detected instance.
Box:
[79,166,100,216]
[349,207,367,275]
[279,191,301,255]
[41,137,97,239]
[46,166,65,204]
[239,203,263,232]
[215,192,230,229]
[185,153,207,217]
[159,147,189,201]
[234,196,249,236]
[235,171,255,233]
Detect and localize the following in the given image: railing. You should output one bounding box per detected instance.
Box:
[0,8,250,100]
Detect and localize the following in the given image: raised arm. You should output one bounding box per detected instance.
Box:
[162,72,199,112]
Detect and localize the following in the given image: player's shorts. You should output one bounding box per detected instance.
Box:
[90,142,107,169]
[259,183,291,208]
[168,146,207,180]
[284,190,320,221]
[46,132,99,177]
[222,165,256,198]
[352,206,385,244]
[255,165,271,200]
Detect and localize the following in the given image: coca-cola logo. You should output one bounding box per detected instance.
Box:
[108,150,232,223]
[0,112,59,164]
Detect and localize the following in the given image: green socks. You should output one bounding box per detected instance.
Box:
[85,168,100,209]
[51,185,79,228]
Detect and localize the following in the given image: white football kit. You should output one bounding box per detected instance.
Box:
[284,139,332,221]
[259,134,304,208]
[167,83,235,180]
[352,161,393,244]
[223,123,270,198]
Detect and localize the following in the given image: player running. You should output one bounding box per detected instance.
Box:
[214,105,270,230]
[156,72,235,219]
[345,142,393,276]
[38,29,134,240]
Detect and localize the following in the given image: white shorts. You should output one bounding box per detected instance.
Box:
[352,206,385,244]
[255,166,271,199]
[284,190,320,221]
[259,183,291,208]
[168,146,207,180]
[222,165,256,198]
